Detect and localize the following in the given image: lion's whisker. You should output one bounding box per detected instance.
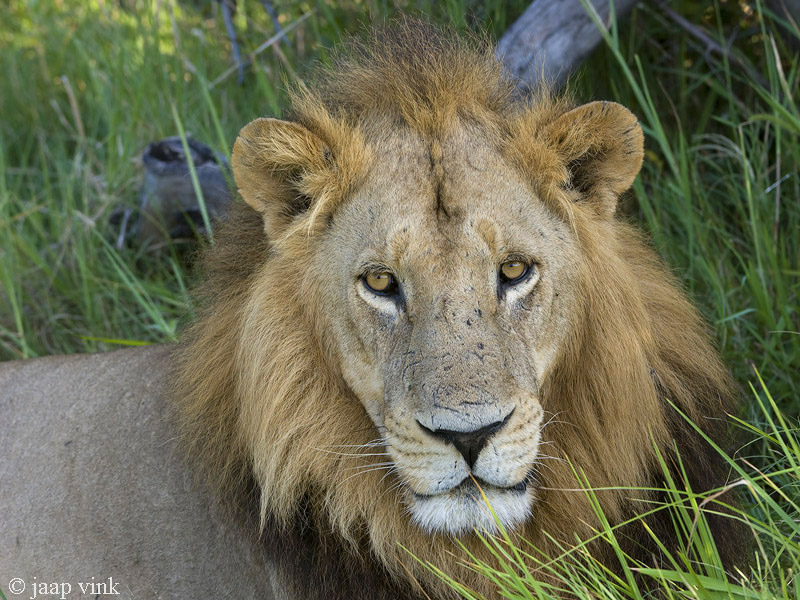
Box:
[325,441,387,449]
[312,447,392,458]
[320,436,390,452]
[378,469,399,486]
[535,451,564,459]
[341,461,396,472]
[539,412,572,432]
[339,465,399,486]
[380,479,409,501]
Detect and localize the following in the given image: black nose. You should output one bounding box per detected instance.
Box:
[418,410,514,470]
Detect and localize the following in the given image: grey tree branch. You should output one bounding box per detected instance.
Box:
[496,0,637,91]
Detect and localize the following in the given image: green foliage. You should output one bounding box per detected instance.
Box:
[412,376,800,599]
[0,0,529,357]
[573,0,799,420]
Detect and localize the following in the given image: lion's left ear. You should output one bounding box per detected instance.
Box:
[545,101,644,218]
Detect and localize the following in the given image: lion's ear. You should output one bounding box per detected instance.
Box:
[545,101,644,218]
[231,117,333,237]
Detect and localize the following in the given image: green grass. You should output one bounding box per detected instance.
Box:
[574,0,800,417]
[0,0,798,597]
[0,0,530,357]
[415,376,800,600]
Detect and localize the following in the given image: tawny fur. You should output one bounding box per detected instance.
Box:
[172,20,738,600]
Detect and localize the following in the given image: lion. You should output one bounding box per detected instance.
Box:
[170,20,742,600]
[0,21,742,600]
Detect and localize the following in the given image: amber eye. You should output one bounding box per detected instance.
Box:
[364,271,398,295]
[499,260,529,284]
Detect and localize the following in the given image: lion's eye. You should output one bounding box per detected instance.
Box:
[364,271,398,295]
[499,260,529,285]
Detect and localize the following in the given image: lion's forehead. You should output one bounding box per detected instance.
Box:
[340,125,569,269]
[362,125,526,213]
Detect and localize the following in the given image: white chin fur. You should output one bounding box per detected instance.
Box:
[409,486,533,536]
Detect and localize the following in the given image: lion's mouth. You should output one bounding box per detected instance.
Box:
[411,475,528,499]
[407,473,535,535]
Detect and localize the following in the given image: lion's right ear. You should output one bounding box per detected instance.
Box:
[542,101,644,219]
[231,118,333,237]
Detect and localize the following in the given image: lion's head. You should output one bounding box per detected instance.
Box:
[173,22,738,599]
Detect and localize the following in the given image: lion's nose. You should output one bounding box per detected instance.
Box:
[417,410,514,470]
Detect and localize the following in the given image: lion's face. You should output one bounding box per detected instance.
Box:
[178,28,740,596]
[311,123,580,534]
[232,88,647,544]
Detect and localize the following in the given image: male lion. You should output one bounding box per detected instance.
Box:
[1,21,740,600]
[172,22,742,599]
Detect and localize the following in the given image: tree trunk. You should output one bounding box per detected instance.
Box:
[497,0,637,91]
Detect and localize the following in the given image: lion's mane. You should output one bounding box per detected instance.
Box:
[172,21,741,600]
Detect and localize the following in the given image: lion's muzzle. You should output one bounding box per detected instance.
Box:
[416,408,514,469]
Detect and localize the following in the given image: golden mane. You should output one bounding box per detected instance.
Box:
[172,19,739,600]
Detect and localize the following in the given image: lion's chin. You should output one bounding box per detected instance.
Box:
[408,479,534,536]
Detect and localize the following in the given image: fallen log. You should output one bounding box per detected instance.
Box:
[497,0,637,90]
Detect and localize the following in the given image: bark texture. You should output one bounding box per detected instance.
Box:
[497,0,637,90]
